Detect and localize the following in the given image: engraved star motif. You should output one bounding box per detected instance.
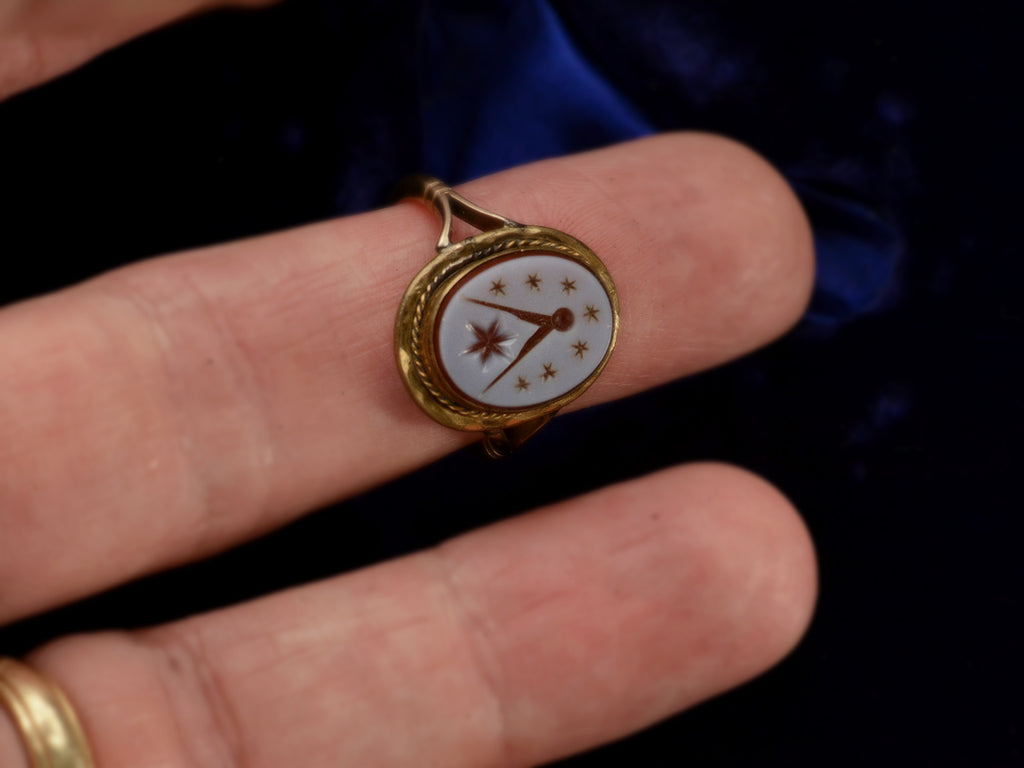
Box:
[560,278,577,294]
[541,362,557,381]
[490,278,507,296]
[571,340,589,359]
[514,376,530,392]
[525,273,542,291]
[583,304,600,322]
[463,319,515,366]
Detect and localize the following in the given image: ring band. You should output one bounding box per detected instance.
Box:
[0,658,95,768]
[395,176,619,456]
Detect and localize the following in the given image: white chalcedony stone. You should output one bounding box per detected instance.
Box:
[436,254,614,409]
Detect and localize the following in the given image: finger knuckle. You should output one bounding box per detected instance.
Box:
[145,627,247,768]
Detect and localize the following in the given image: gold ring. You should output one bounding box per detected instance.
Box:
[395,176,620,457]
[0,658,95,768]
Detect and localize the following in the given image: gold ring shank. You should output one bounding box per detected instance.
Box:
[0,658,95,768]
[397,174,519,251]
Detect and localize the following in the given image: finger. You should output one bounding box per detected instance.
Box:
[0,0,275,101]
[0,133,814,621]
[11,464,817,768]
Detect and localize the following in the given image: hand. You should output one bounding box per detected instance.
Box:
[463,299,575,391]
[0,6,817,768]
[0,0,276,101]
[465,298,573,329]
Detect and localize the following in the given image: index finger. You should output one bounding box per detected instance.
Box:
[0,133,814,622]
[0,0,276,101]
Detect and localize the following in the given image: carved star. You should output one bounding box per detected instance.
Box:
[525,273,542,291]
[463,319,515,366]
[571,340,589,359]
[490,278,507,296]
[514,376,530,392]
[560,278,577,294]
[541,362,557,381]
[583,304,600,322]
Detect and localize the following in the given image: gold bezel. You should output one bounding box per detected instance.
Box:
[395,225,619,432]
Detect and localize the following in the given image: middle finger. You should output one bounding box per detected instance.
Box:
[0,133,813,622]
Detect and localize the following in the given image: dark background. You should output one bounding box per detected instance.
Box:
[1,1,1021,765]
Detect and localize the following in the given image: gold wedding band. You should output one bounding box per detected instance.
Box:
[0,658,95,768]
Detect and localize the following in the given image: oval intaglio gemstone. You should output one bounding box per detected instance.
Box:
[435,254,614,409]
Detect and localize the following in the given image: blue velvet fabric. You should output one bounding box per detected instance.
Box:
[421,1,915,333]
[418,0,652,180]
[417,0,910,330]
[0,1,1019,765]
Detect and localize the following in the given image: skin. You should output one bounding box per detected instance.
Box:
[0,2,818,766]
[0,0,274,101]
